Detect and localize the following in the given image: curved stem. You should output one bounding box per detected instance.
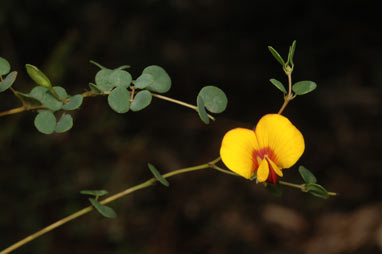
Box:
[278,180,337,196]
[151,93,215,121]
[0,158,220,254]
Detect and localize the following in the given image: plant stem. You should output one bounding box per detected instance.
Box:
[277,70,293,115]
[0,158,219,254]
[151,93,215,121]
[278,180,337,196]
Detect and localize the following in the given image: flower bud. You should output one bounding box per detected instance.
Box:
[25,64,52,88]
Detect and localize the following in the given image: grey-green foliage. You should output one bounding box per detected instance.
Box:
[0,57,11,75]
[0,71,17,92]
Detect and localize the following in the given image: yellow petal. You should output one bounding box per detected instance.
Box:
[257,159,269,182]
[255,114,305,168]
[220,128,259,179]
[267,158,283,177]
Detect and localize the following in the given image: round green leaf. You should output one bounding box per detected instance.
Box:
[269,78,287,94]
[148,163,169,187]
[63,94,83,110]
[107,86,130,113]
[130,90,152,111]
[306,183,329,199]
[0,57,11,76]
[55,114,73,133]
[53,86,68,100]
[292,81,317,95]
[80,190,109,197]
[95,69,113,92]
[31,87,63,111]
[298,166,317,184]
[34,110,56,134]
[109,69,132,88]
[25,64,52,88]
[133,73,154,89]
[0,71,17,92]
[89,198,117,218]
[143,65,171,93]
[196,96,210,124]
[197,86,227,113]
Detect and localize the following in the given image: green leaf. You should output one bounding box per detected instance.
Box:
[109,69,132,88]
[25,64,52,88]
[197,86,227,113]
[95,69,114,92]
[287,40,296,66]
[292,81,317,95]
[0,57,11,76]
[63,94,83,110]
[34,110,56,134]
[269,78,287,94]
[130,90,152,111]
[306,183,329,199]
[53,86,68,100]
[148,163,169,187]
[89,83,103,93]
[268,46,286,66]
[133,73,154,89]
[89,198,117,218]
[80,189,109,197]
[142,65,171,93]
[196,96,210,124]
[266,183,283,197]
[298,166,317,184]
[55,114,73,133]
[0,71,17,92]
[107,86,130,113]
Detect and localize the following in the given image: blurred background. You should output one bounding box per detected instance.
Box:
[0,1,381,253]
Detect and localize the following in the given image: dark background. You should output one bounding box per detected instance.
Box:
[0,1,381,253]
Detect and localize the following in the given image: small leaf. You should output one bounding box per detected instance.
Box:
[148,163,169,187]
[0,71,17,92]
[34,110,56,134]
[266,183,283,197]
[292,81,317,95]
[63,94,83,110]
[269,78,287,94]
[287,40,296,66]
[130,90,152,111]
[42,89,63,111]
[109,69,132,88]
[107,86,130,113]
[306,183,329,199]
[25,64,52,88]
[89,198,117,218]
[197,86,227,113]
[89,83,103,93]
[142,65,171,93]
[55,114,73,133]
[0,57,11,76]
[133,73,154,89]
[298,166,317,184]
[196,96,210,124]
[80,190,109,197]
[95,69,114,92]
[53,86,68,100]
[268,46,286,66]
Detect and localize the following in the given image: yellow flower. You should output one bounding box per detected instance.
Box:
[220,114,305,184]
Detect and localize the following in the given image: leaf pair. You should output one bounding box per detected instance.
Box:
[268,40,296,69]
[34,111,73,134]
[0,57,17,93]
[80,190,117,218]
[270,79,317,95]
[298,166,330,199]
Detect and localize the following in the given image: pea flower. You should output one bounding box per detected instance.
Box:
[220,114,305,184]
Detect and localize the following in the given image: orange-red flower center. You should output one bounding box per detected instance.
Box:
[253,147,279,184]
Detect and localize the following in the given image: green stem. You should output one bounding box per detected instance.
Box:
[278,180,304,190]
[151,93,215,121]
[277,68,293,115]
[0,158,219,254]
